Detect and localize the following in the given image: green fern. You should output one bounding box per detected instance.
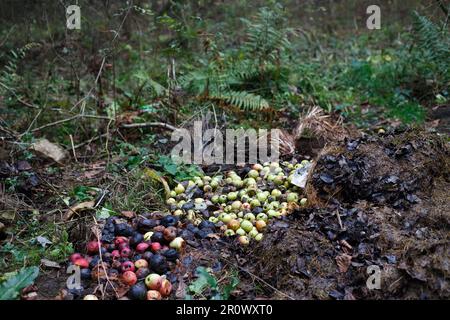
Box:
[211,90,269,111]
[241,4,292,65]
[178,5,294,112]
[0,43,40,98]
[412,11,449,83]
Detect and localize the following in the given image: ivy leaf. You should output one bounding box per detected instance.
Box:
[0,266,39,300]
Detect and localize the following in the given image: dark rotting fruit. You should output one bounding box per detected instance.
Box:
[114,223,134,236]
[103,252,112,262]
[135,267,150,280]
[133,254,143,261]
[129,233,144,247]
[198,221,215,230]
[86,241,100,255]
[149,254,168,274]
[163,226,177,242]
[142,251,153,262]
[80,268,92,280]
[162,249,179,262]
[137,218,158,232]
[108,269,120,277]
[160,215,178,227]
[151,231,164,243]
[128,282,147,300]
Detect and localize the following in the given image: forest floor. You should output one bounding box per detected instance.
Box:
[1,116,448,300]
[1,1,449,301]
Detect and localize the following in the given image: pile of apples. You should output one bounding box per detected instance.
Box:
[166,160,310,246]
[69,215,185,300]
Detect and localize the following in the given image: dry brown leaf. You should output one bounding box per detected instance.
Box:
[82,169,104,179]
[64,200,95,221]
[40,259,61,269]
[336,254,352,273]
[30,138,67,163]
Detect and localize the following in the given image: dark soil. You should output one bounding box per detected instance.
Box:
[245,129,449,299]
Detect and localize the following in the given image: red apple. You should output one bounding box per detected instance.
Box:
[86,241,99,255]
[136,242,149,253]
[70,253,82,263]
[122,271,137,286]
[114,236,128,247]
[146,290,162,300]
[120,247,132,258]
[111,250,120,259]
[121,261,135,273]
[159,278,172,297]
[74,258,89,268]
[150,242,162,253]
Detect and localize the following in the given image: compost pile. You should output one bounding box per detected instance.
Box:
[62,129,449,300]
[247,129,450,299]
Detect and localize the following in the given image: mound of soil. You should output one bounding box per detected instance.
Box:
[310,129,449,208]
[247,130,449,299]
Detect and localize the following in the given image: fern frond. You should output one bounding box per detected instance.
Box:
[211,90,269,111]
[413,11,449,63]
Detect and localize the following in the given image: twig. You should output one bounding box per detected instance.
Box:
[28,114,112,133]
[74,132,111,149]
[120,121,177,131]
[69,134,78,162]
[335,210,344,231]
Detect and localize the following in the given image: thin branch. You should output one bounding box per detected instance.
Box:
[120,121,177,131]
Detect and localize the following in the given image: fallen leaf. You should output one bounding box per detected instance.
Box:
[40,259,61,269]
[336,254,352,273]
[35,236,52,248]
[175,277,187,299]
[30,138,67,163]
[0,211,16,221]
[82,169,104,179]
[16,160,32,171]
[64,200,96,221]
[143,168,171,198]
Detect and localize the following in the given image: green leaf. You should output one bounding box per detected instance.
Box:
[0,266,39,300]
[188,267,217,295]
[221,275,240,299]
